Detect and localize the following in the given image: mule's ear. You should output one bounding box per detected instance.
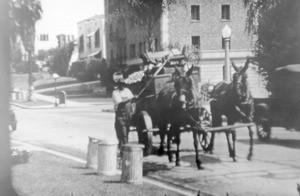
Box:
[231,60,239,72]
[241,58,250,73]
[186,65,194,76]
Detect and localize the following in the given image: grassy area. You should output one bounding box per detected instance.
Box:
[12,73,79,91]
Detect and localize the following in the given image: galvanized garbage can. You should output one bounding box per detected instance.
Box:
[121,144,144,184]
[86,137,99,169]
[11,92,16,101]
[58,91,66,105]
[97,139,118,175]
[16,90,22,100]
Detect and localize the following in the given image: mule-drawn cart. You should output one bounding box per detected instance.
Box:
[124,53,285,169]
[126,51,201,155]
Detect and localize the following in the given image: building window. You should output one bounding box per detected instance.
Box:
[222,37,231,49]
[191,5,200,21]
[79,35,84,52]
[40,34,49,41]
[155,38,159,51]
[138,42,143,55]
[123,46,127,59]
[95,29,100,48]
[67,35,73,42]
[191,36,200,49]
[87,37,91,49]
[111,50,114,60]
[222,5,230,20]
[109,24,113,40]
[130,44,136,58]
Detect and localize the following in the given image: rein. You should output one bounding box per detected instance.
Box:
[182,107,204,129]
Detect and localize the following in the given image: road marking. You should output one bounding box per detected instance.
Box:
[12,140,199,196]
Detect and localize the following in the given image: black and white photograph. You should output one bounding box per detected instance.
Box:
[1,0,300,195]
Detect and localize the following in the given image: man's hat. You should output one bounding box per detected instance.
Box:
[113,72,125,83]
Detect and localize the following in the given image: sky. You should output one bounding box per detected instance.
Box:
[36,0,104,36]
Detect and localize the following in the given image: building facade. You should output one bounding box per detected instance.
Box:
[57,34,75,48]
[35,33,75,53]
[77,15,106,60]
[104,0,265,90]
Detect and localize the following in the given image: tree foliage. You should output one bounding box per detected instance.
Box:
[52,42,74,76]
[244,0,300,79]
[69,58,108,82]
[109,0,182,52]
[9,0,42,52]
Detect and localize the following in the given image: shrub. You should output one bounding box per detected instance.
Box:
[51,42,74,76]
[70,58,107,82]
[13,61,39,74]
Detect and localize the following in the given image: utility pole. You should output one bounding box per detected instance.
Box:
[28,50,34,101]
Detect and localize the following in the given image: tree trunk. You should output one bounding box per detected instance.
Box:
[0,0,18,195]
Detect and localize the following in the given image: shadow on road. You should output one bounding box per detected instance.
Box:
[181,154,221,168]
[104,180,123,184]
[143,162,171,175]
[82,172,98,176]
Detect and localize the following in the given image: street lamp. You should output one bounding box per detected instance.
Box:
[52,73,60,107]
[222,24,232,82]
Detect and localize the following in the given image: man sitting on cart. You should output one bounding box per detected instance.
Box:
[112,72,137,149]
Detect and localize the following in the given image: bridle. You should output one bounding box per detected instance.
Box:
[174,76,197,108]
[233,78,251,104]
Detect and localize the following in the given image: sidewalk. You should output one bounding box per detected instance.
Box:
[11,93,114,111]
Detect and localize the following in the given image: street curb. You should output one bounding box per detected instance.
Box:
[10,102,53,109]
[11,93,115,110]
[145,174,215,196]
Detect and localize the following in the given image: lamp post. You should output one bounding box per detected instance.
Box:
[52,73,60,107]
[222,24,231,82]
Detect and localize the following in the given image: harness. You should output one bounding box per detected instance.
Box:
[234,82,253,105]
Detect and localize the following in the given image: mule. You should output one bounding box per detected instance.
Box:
[157,65,205,169]
[209,58,255,161]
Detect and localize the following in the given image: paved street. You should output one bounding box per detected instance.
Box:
[11,102,300,196]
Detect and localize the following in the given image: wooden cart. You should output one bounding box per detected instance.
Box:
[128,53,200,155]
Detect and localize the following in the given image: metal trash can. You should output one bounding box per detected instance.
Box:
[58,91,66,105]
[16,90,22,100]
[97,139,118,175]
[86,137,99,169]
[121,144,144,184]
[22,91,27,100]
[11,92,17,101]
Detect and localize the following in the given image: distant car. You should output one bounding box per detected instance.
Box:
[9,109,17,131]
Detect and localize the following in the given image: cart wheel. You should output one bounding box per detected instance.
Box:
[199,132,212,152]
[255,103,271,142]
[137,111,153,156]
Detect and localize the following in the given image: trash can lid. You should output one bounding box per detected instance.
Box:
[98,138,118,145]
